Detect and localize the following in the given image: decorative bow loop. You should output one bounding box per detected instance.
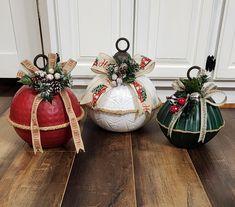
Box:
[91,53,116,74]
[81,53,155,114]
[134,54,155,77]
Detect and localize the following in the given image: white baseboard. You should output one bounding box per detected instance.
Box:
[72,77,235,103]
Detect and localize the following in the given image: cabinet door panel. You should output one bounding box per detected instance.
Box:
[215,0,235,79]
[48,0,134,78]
[0,0,42,77]
[134,0,217,78]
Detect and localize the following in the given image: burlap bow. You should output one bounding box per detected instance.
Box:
[168,69,227,143]
[80,53,156,114]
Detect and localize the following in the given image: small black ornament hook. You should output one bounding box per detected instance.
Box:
[115,37,130,52]
[187,66,201,80]
[33,54,48,70]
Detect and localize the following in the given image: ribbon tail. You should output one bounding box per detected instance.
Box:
[167,110,183,138]
[60,90,84,153]
[137,79,154,114]
[80,92,93,105]
[129,83,143,115]
[80,76,112,107]
[30,95,43,154]
[129,82,150,115]
[198,98,207,143]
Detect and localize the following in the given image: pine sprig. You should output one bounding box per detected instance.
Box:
[172,73,209,116]
[18,74,33,86]
[18,63,73,102]
[107,57,140,86]
[180,75,208,95]
[174,75,208,97]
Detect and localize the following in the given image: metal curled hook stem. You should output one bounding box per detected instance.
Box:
[33,54,48,70]
[115,37,130,52]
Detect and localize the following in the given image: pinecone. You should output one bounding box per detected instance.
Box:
[52,81,62,93]
[118,63,128,76]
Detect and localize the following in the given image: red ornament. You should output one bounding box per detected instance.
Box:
[170,105,179,113]
[9,86,83,148]
[178,97,186,106]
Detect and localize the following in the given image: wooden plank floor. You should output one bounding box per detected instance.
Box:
[188,109,235,207]
[0,79,20,115]
[0,82,78,207]
[62,119,136,207]
[131,120,211,207]
[0,83,234,207]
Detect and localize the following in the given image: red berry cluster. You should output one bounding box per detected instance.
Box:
[169,97,186,113]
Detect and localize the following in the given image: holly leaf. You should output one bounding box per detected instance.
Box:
[18,75,33,86]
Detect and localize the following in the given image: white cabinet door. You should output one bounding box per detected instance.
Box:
[214,0,235,80]
[0,0,42,78]
[134,0,220,79]
[42,0,134,83]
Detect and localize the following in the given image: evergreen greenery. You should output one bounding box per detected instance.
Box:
[174,75,208,97]
[18,63,72,102]
[107,57,140,84]
[173,73,209,115]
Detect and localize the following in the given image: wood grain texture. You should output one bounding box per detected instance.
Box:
[1,79,234,207]
[220,103,235,109]
[62,118,136,207]
[0,110,80,207]
[0,150,74,207]
[132,119,211,207]
[189,109,235,207]
[0,81,20,115]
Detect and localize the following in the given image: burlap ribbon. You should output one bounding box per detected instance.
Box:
[22,53,84,154]
[168,70,227,143]
[80,53,155,114]
[59,90,84,153]
[30,91,84,154]
[31,95,43,153]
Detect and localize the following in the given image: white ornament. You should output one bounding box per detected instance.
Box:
[46,74,54,80]
[112,74,118,80]
[48,68,54,74]
[54,73,61,80]
[86,75,160,132]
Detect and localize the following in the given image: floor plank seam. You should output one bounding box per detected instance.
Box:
[60,114,87,206]
[186,150,213,206]
[130,132,138,207]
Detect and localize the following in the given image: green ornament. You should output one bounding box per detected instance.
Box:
[157,66,225,149]
[157,99,224,148]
